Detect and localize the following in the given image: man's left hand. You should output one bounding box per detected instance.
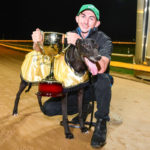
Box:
[66,32,81,45]
[97,56,110,74]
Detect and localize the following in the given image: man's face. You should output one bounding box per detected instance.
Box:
[76,10,100,33]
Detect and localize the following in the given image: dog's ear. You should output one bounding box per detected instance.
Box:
[90,39,98,49]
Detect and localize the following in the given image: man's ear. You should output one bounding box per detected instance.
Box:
[75,16,79,23]
[95,21,100,28]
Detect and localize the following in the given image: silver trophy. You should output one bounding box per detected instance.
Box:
[37,32,67,97]
[38,32,66,81]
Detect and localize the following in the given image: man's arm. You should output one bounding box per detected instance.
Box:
[84,36,112,75]
[96,33,112,74]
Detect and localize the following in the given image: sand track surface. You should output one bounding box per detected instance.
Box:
[0,46,150,150]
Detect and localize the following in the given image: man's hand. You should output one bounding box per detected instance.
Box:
[66,32,81,45]
[97,56,110,74]
[32,28,43,43]
[32,28,44,51]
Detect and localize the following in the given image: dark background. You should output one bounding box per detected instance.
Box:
[0,0,137,41]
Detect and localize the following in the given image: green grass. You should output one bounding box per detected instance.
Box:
[110,66,134,75]
[113,44,135,54]
[110,44,135,75]
[111,56,133,63]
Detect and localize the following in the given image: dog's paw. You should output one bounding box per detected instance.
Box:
[65,133,74,139]
[13,114,18,117]
[81,127,88,133]
[12,112,18,116]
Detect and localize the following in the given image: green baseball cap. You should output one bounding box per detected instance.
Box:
[77,4,100,20]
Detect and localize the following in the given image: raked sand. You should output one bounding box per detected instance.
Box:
[0,46,150,150]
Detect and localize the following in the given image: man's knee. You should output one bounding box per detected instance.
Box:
[43,97,62,116]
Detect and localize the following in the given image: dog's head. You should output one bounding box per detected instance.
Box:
[76,38,101,62]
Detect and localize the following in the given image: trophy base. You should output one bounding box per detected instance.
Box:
[38,78,64,97]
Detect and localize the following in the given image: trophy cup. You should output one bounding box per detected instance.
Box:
[37,32,67,97]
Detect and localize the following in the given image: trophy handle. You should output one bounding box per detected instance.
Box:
[61,33,71,53]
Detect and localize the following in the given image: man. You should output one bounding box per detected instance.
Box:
[32,4,113,148]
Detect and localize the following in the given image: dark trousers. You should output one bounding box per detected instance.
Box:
[42,73,112,121]
[92,74,112,121]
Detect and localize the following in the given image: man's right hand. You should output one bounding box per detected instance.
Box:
[32,28,43,43]
[32,28,44,51]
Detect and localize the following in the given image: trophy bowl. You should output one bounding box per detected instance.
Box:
[43,32,65,55]
[37,32,67,97]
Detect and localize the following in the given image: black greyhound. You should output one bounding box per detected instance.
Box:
[12,38,101,139]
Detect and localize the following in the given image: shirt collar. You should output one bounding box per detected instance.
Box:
[76,27,97,38]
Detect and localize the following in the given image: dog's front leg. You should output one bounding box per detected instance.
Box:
[78,89,88,133]
[61,93,74,139]
[12,78,28,115]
